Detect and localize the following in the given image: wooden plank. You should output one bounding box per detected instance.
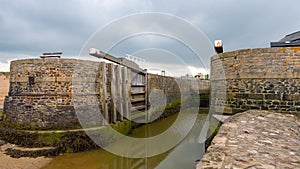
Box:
[117,65,123,121]
[144,72,148,122]
[90,48,146,73]
[131,84,146,87]
[110,63,117,123]
[131,98,146,103]
[131,72,147,121]
[101,62,109,124]
[131,91,146,95]
[98,63,103,125]
[130,112,146,121]
[131,105,145,111]
[131,71,136,85]
[127,68,132,117]
[122,67,130,118]
[43,52,62,55]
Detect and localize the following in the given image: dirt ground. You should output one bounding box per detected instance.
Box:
[0,142,52,169]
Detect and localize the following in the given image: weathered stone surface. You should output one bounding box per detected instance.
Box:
[0,73,9,109]
[197,110,300,169]
[211,47,300,114]
[3,57,210,129]
[148,74,209,104]
[3,58,103,129]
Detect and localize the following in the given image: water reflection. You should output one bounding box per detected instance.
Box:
[155,113,207,169]
[42,110,208,169]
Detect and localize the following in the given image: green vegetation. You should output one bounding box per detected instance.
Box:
[198,108,209,114]
[205,74,209,80]
[111,120,132,135]
[65,146,74,153]
[200,94,209,99]
[0,121,41,130]
[170,98,181,107]
[37,132,61,143]
[106,120,132,143]
[84,120,133,146]
[209,122,220,134]
[0,120,83,131]
[163,98,181,110]
[205,121,221,150]
[0,111,5,120]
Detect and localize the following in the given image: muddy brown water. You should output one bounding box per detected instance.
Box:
[42,109,208,169]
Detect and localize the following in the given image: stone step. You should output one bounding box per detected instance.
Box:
[2,142,59,158]
[0,140,6,146]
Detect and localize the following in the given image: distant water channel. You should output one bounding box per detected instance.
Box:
[42,109,208,169]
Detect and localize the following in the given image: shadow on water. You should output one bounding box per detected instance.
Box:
[41,109,208,169]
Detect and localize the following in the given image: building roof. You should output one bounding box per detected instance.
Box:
[279,31,300,43]
[270,30,300,47]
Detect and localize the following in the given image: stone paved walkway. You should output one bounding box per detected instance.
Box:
[197,110,300,169]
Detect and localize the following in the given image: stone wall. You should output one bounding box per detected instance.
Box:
[147,74,181,104]
[4,58,96,128]
[0,73,9,109]
[3,57,209,130]
[147,74,210,105]
[211,47,300,114]
[3,58,107,129]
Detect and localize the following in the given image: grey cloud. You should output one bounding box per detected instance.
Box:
[148,0,300,51]
[0,0,299,73]
[0,0,157,59]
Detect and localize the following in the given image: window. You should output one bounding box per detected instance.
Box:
[28,76,35,84]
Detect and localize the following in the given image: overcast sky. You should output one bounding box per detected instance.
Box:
[0,0,299,75]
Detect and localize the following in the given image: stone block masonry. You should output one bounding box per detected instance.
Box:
[3,58,132,129]
[147,74,181,104]
[1,55,211,156]
[0,73,9,109]
[147,73,210,109]
[211,47,300,114]
[4,58,97,129]
[3,56,209,130]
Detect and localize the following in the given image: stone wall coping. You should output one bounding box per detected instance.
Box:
[212,115,231,123]
[211,46,300,61]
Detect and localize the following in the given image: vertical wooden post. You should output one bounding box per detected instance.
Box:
[122,67,130,118]
[110,63,117,124]
[145,72,148,123]
[101,62,109,124]
[127,68,132,118]
[117,65,123,121]
[126,68,132,118]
